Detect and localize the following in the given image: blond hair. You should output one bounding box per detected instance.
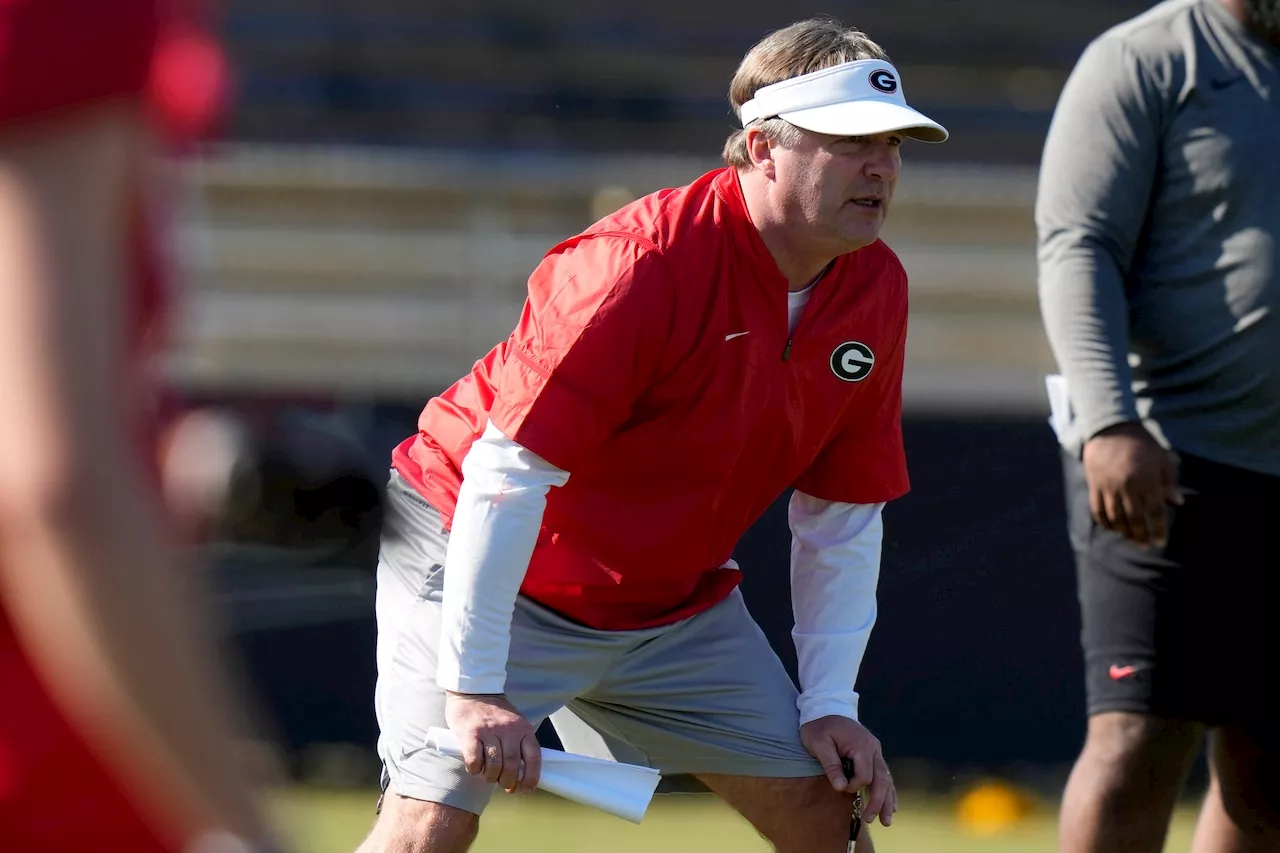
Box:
[722,17,891,168]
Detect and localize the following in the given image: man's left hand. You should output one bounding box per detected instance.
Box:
[801,715,897,827]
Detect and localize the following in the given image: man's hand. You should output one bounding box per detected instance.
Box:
[443,692,541,794]
[801,715,897,828]
[1082,422,1184,549]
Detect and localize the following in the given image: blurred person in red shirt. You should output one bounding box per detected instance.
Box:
[0,1,285,850]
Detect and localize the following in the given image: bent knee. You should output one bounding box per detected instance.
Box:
[1083,712,1201,773]
[369,792,480,853]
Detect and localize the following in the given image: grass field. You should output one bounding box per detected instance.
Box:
[272,786,1202,852]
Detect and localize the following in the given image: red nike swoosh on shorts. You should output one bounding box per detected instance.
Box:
[1109,665,1139,680]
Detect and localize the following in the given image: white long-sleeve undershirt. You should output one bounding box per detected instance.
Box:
[435,421,568,694]
[788,492,883,723]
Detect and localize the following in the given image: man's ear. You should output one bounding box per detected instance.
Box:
[744,126,776,179]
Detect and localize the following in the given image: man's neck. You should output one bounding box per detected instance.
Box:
[739,171,838,292]
[761,232,837,293]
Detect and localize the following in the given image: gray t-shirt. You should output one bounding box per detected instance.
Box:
[1036,0,1280,475]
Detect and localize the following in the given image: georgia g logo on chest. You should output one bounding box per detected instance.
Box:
[830,341,875,382]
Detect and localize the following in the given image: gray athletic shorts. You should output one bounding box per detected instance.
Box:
[373,470,823,815]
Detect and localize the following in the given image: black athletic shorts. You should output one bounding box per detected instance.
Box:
[1063,450,1279,725]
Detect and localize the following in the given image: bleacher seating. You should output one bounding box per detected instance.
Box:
[169,2,1165,411]
[215,0,1157,165]
[170,143,1056,413]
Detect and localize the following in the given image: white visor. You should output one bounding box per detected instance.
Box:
[738,59,948,143]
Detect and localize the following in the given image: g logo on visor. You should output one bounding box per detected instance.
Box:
[869,70,898,94]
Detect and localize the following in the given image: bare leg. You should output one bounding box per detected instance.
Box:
[354,791,479,853]
[1058,712,1203,853]
[697,773,861,853]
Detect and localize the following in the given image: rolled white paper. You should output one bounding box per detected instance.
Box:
[424,726,662,824]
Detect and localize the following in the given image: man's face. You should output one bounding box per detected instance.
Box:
[768,128,902,255]
[1244,0,1280,39]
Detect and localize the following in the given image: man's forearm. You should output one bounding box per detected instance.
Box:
[789,492,884,725]
[1037,235,1141,441]
[437,422,569,694]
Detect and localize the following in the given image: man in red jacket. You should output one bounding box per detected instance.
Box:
[361,16,947,853]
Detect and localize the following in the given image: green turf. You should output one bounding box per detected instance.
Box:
[272,787,1201,852]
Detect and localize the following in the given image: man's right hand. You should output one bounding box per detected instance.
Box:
[1082,421,1184,549]
[443,691,541,793]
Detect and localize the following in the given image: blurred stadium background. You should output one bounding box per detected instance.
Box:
[165,1,1207,848]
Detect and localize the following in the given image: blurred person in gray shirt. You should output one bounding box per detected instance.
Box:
[1036,0,1279,851]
